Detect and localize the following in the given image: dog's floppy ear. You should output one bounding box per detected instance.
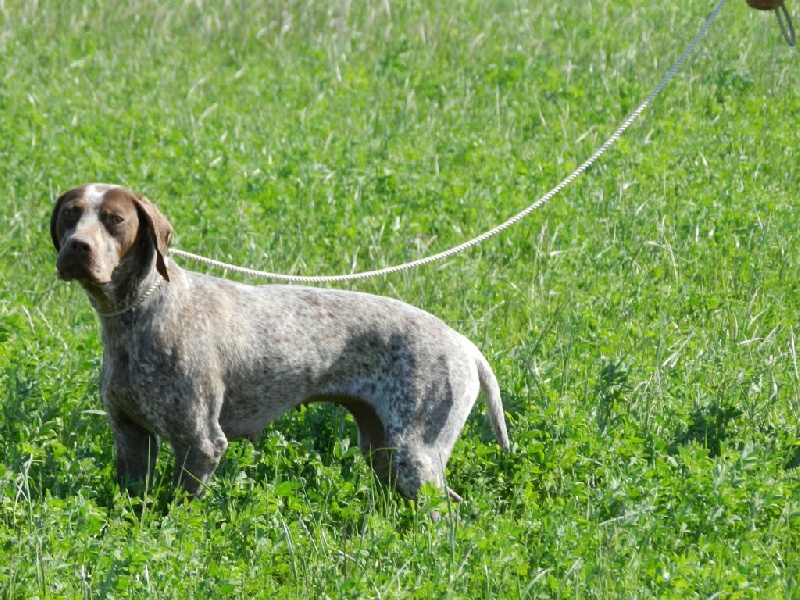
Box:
[50,189,74,251]
[132,194,173,282]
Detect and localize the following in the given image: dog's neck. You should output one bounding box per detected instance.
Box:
[84,276,164,318]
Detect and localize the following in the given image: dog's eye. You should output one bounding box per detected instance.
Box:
[104,213,124,226]
[60,207,79,221]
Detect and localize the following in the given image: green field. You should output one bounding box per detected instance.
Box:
[2,0,799,596]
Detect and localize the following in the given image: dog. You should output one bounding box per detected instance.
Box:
[51,183,510,502]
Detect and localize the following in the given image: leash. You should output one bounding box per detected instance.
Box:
[170,0,729,284]
[89,279,163,318]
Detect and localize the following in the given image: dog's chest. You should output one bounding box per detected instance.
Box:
[100,342,161,418]
[98,324,193,420]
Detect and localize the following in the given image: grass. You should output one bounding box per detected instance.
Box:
[1,0,799,596]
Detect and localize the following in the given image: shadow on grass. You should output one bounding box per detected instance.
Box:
[785,447,800,470]
[593,358,632,434]
[669,402,743,458]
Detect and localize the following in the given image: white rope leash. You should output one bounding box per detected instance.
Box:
[170,0,728,284]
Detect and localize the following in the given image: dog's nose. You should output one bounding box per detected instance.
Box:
[66,238,92,255]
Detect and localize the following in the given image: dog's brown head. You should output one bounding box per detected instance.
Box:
[51,184,172,284]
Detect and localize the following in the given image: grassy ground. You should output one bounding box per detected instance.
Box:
[1,0,799,597]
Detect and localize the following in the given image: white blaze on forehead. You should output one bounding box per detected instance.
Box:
[84,183,122,208]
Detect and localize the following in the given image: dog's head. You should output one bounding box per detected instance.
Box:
[50,184,173,285]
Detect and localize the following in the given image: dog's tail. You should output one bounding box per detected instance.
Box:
[473,347,510,451]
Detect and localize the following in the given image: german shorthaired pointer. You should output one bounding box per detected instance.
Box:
[51,183,510,502]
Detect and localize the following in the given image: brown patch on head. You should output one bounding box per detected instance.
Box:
[50,185,88,250]
[100,187,142,257]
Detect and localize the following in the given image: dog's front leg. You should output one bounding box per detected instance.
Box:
[170,427,229,497]
[108,410,159,495]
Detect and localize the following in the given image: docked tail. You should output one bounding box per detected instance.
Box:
[474,349,510,451]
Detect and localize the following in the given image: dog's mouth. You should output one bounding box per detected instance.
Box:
[56,258,111,285]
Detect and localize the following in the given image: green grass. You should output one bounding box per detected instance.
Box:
[2,0,799,596]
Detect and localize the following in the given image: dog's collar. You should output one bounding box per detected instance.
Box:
[90,278,163,318]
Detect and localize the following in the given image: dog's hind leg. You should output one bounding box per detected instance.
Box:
[385,446,450,500]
